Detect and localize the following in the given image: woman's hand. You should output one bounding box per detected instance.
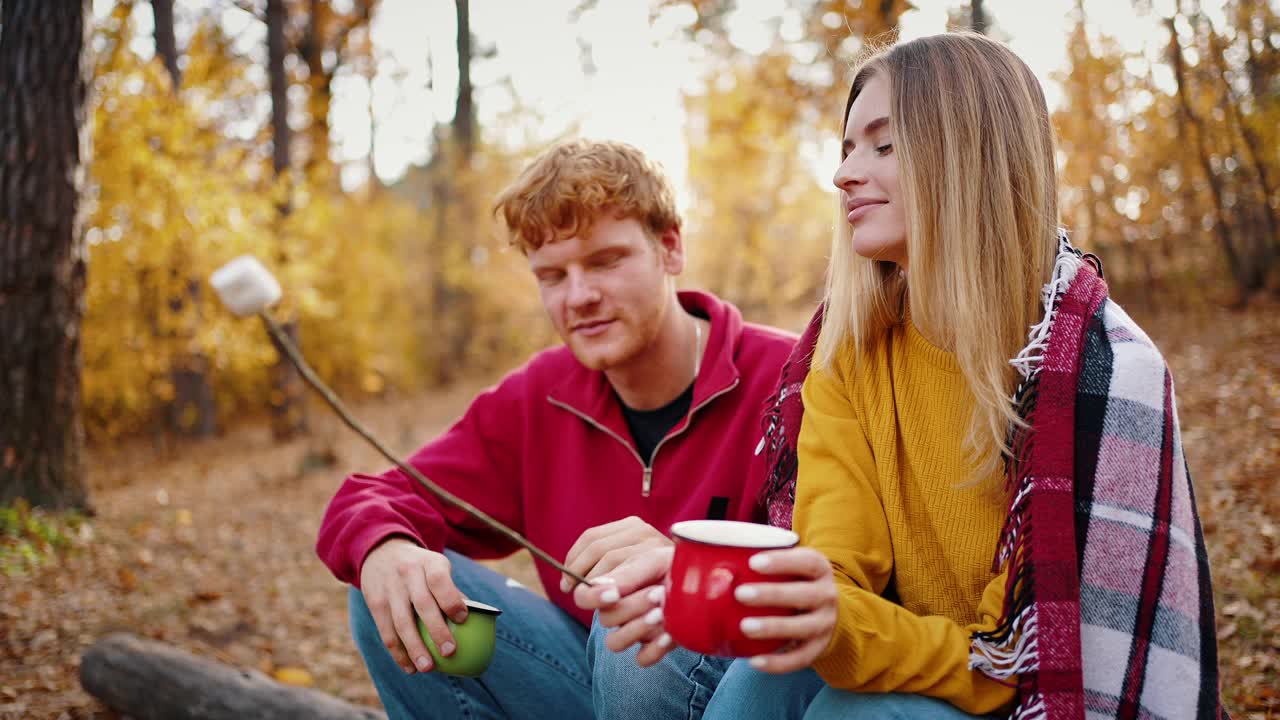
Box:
[572,544,676,667]
[737,546,838,674]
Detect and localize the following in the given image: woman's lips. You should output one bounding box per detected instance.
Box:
[847,201,886,224]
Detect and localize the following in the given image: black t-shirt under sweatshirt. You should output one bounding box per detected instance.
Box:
[619,382,694,464]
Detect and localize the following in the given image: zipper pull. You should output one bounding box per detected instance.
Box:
[642,466,653,497]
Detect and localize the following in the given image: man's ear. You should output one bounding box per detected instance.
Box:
[657,226,685,275]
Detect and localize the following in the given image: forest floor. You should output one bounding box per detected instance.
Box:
[2,300,1277,719]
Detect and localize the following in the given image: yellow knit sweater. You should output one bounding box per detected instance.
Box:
[794,317,1015,714]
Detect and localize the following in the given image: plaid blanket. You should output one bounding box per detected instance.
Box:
[757,239,1228,718]
[757,303,824,530]
[970,240,1228,719]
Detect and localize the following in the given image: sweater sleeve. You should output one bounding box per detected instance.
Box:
[315,376,527,587]
[794,361,1014,715]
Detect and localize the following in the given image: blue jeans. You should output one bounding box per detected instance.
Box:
[703,659,990,719]
[348,550,732,719]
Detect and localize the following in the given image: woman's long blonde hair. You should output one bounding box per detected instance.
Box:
[815,32,1061,483]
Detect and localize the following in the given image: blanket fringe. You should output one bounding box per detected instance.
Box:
[971,606,1039,676]
[1009,691,1047,720]
[1009,236,1084,381]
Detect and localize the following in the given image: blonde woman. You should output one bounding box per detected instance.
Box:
[577,32,1227,720]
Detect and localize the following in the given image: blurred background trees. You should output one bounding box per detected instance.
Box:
[4,0,1276,504]
[73,0,553,455]
[1055,0,1280,308]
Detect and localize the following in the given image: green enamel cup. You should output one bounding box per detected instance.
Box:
[415,599,502,677]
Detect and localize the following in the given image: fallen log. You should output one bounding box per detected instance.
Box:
[79,632,385,720]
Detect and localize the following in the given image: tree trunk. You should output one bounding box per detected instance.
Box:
[971,0,988,34]
[0,0,93,510]
[267,0,307,439]
[423,0,479,384]
[1237,0,1277,108]
[1203,13,1280,262]
[877,0,906,35]
[1166,15,1253,295]
[80,633,386,720]
[167,277,217,437]
[151,0,181,90]
[303,0,333,180]
[268,0,291,181]
[148,0,220,437]
[268,319,308,438]
[299,0,377,182]
[453,0,474,164]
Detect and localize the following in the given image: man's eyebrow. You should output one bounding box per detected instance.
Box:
[587,245,628,258]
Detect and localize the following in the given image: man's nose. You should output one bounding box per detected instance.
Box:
[565,268,601,307]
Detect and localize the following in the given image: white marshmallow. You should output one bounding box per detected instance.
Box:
[209,255,282,317]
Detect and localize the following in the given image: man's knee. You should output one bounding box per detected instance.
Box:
[589,614,733,720]
[586,613,628,682]
[348,586,375,637]
[348,586,384,652]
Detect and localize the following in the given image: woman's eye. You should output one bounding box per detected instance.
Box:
[875,143,893,156]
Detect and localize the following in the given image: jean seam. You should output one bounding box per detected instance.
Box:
[496,628,592,689]
[683,654,716,720]
[444,676,474,720]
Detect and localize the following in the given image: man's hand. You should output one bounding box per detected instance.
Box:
[559,516,672,593]
[573,544,675,667]
[359,538,470,674]
[734,546,838,674]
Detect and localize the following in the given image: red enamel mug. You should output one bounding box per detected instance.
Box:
[662,519,801,657]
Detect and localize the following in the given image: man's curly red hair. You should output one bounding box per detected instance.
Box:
[493,139,681,253]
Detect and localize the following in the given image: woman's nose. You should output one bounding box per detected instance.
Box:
[833,152,866,191]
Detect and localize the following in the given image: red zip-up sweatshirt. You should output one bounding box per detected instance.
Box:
[315,290,797,626]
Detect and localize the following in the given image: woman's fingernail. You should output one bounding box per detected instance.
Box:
[735,585,758,601]
[646,586,664,604]
[594,576,616,585]
[452,611,468,624]
[740,618,763,634]
[749,554,770,571]
[560,578,571,593]
[415,655,431,671]
[644,607,664,625]
[657,633,672,648]
[440,641,456,656]
[600,588,621,604]
[749,656,768,669]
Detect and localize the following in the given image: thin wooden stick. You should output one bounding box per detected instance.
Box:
[260,313,592,587]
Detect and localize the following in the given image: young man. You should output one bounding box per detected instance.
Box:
[315,139,796,720]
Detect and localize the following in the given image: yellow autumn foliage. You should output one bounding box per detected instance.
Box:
[81,13,547,442]
[1050,2,1279,307]
[79,1,1277,443]
[684,53,834,316]
[676,0,1278,312]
